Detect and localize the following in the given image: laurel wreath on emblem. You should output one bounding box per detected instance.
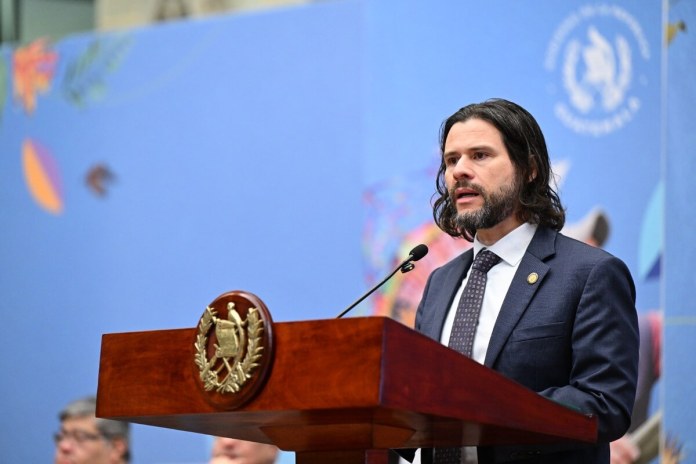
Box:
[194,304,264,394]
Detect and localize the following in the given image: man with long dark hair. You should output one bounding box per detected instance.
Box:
[413,99,638,463]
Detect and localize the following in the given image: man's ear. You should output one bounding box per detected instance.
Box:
[528,154,538,182]
[109,437,128,462]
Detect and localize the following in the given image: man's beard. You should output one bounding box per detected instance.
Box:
[450,178,520,233]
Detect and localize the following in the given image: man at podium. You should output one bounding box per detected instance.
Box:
[411,99,639,463]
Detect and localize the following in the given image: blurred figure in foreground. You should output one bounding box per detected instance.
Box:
[210,436,278,464]
[54,395,130,464]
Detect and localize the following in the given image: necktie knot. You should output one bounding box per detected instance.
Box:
[471,249,501,273]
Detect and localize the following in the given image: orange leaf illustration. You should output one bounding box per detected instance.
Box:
[13,38,58,114]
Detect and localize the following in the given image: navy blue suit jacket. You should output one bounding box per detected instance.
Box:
[413,227,639,463]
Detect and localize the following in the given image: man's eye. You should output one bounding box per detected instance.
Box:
[472,151,487,160]
[445,156,458,166]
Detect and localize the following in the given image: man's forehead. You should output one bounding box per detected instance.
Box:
[61,415,99,431]
[445,120,503,146]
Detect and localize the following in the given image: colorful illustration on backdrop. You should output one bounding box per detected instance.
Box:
[63,37,132,108]
[85,163,116,197]
[13,39,58,114]
[666,20,686,45]
[371,222,469,328]
[362,150,445,326]
[9,37,131,215]
[22,138,63,214]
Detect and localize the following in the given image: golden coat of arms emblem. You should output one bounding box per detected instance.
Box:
[193,291,274,409]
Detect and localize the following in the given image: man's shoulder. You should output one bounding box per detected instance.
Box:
[554,231,615,258]
[546,229,631,275]
[527,226,627,269]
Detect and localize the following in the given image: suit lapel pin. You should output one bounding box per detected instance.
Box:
[527,272,539,284]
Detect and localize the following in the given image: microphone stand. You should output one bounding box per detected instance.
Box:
[336,258,415,319]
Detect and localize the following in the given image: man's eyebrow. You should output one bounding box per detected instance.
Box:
[467,144,496,152]
[444,144,496,155]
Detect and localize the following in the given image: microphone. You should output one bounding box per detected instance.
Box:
[336,244,429,318]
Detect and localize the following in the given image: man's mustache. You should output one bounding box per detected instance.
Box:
[449,181,485,198]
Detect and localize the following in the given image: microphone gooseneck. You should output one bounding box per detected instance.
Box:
[336,244,429,318]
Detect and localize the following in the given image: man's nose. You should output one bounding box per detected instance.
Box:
[452,157,474,180]
[57,439,74,454]
[220,437,240,450]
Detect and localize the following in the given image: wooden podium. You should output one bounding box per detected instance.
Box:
[97,316,597,464]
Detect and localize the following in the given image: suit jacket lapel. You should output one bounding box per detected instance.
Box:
[425,250,473,341]
[483,227,557,368]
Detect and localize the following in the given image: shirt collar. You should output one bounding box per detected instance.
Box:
[473,223,538,266]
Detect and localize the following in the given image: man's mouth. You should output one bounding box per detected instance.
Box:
[456,189,479,199]
[452,183,482,202]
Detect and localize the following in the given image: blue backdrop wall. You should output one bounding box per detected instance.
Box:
[665,0,696,461]
[0,0,689,463]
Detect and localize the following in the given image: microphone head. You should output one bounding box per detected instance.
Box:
[409,244,429,262]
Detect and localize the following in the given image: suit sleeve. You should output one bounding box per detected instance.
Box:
[538,255,639,442]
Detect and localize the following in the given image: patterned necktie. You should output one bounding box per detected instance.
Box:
[448,249,501,357]
[435,249,501,464]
